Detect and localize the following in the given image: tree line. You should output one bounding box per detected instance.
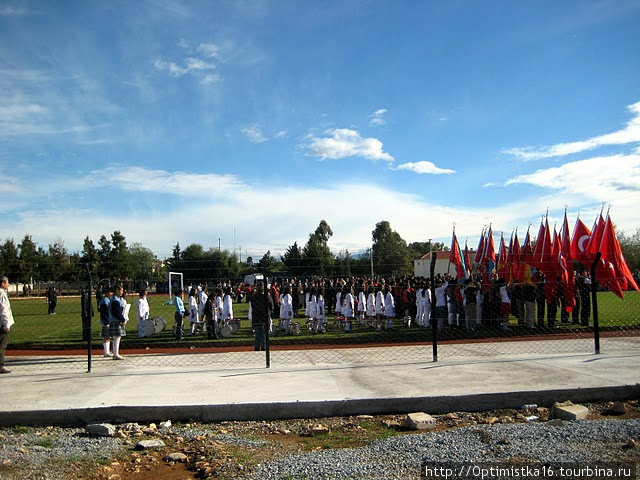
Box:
[2,220,636,287]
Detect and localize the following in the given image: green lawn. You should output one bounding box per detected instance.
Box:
[6,291,640,350]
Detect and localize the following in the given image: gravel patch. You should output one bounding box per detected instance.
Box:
[240,419,640,480]
[1,407,638,480]
[0,427,124,480]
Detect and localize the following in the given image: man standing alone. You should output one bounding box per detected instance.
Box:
[0,276,15,374]
[250,282,273,351]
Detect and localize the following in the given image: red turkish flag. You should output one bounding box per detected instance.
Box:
[570,217,591,263]
[598,214,639,296]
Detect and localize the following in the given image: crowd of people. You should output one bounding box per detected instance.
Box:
[257,269,595,335]
[169,269,597,350]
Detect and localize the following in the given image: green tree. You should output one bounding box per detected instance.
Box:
[18,235,39,283]
[97,235,111,280]
[66,252,84,283]
[282,242,304,275]
[109,231,130,280]
[0,238,19,282]
[372,221,411,276]
[334,249,352,277]
[81,236,100,281]
[302,220,335,276]
[129,243,156,287]
[258,250,277,276]
[46,238,69,281]
[618,227,640,272]
[181,243,206,283]
[408,241,446,258]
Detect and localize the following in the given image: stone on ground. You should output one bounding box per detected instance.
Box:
[405,412,436,430]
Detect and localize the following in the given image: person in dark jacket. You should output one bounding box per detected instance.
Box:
[250,282,273,351]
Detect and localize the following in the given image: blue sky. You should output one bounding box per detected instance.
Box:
[1,0,639,260]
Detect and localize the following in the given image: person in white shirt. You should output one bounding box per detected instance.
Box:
[384,285,395,330]
[342,286,355,333]
[434,279,449,331]
[187,288,200,335]
[198,286,208,333]
[365,286,375,328]
[415,283,428,327]
[498,279,511,331]
[280,286,293,334]
[374,284,385,331]
[357,286,366,325]
[0,276,15,374]
[222,286,234,324]
[314,288,326,333]
[136,289,150,338]
[308,287,318,332]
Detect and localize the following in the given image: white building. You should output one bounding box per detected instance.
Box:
[413,249,476,278]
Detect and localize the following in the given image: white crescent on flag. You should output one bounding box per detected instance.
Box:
[578,234,590,252]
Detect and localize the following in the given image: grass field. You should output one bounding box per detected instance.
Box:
[6,291,640,350]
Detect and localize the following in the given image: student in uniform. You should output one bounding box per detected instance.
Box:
[384,285,395,330]
[136,289,150,338]
[342,285,355,333]
[280,286,293,335]
[374,284,385,331]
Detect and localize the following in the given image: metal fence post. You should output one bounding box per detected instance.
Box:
[264,268,271,368]
[590,252,601,355]
[430,252,438,362]
[86,266,93,373]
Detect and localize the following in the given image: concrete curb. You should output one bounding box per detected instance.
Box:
[4,384,638,427]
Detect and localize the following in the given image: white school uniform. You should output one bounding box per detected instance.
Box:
[357,291,366,314]
[335,292,342,315]
[342,293,355,318]
[384,291,395,317]
[366,293,375,317]
[189,296,199,324]
[222,294,233,321]
[375,290,385,315]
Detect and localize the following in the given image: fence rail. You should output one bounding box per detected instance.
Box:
[5,280,639,371]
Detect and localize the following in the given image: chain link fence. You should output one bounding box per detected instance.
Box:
[5,269,639,372]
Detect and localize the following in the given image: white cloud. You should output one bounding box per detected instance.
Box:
[369,108,387,127]
[153,57,216,77]
[201,73,220,85]
[198,43,220,58]
[0,5,30,15]
[306,128,394,162]
[242,125,267,143]
[504,153,640,199]
[505,100,640,160]
[3,163,638,262]
[396,161,455,175]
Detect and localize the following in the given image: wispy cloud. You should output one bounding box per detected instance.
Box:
[242,125,267,143]
[153,57,216,77]
[0,5,30,16]
[198,43,220,58]
[153,41,222,84]
[98,166,246,195]
[306,128,394,162]
[504,100,640,160]
[369,108,387,127]
[396,161,455,175]
[505,153,640,198]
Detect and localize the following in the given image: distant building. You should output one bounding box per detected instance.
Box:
[413,250,476,278]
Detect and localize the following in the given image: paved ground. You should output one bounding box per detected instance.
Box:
[1,338,639,427]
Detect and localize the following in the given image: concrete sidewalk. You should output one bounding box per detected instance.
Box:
[1,339,639,426]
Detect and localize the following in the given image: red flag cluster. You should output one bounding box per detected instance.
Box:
[450,210,639,302]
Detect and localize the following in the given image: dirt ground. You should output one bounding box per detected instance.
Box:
[85,400,640,480]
